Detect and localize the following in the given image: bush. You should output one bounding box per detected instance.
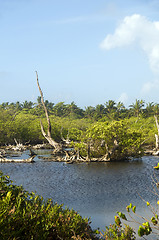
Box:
[0,171,96,240]
[99,223,135,240]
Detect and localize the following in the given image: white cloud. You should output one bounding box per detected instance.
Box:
[100,14,159,73]
[141,79,159,94]
[118,92,128,104]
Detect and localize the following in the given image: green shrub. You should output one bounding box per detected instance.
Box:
[0,171,96,240]
[99,223,136,240]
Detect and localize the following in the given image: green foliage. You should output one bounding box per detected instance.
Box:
[0,99,158,159]
[0,171,96,240]
[85,120,143,160]
[138,222,152,237]
[100,223,135,240]
[116,195,159,238]
[127,117,156,148]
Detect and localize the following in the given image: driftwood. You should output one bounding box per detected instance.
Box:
[32,143,51,149]
[0,149,6,157]
[6,139,26,151]
[62,149,88,163]
[0,156,35,163]
[36,71,62,153]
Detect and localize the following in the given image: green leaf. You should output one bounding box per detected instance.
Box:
[117,211,127,220]
[6,191,12,199]
[114,216,121,226]
[132,206,136,213]
[142,222,150,228]
[126,206,130,212]
[138,226,145,237]
[151,217,157,225]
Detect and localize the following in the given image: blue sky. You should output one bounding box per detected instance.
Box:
[1,0,159,108]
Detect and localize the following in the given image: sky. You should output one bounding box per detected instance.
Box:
[1,0,159,108]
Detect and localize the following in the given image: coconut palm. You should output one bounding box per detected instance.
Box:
[129,99,145,118]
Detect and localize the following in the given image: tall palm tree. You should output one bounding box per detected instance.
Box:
[129,99,145,118]
[105,100,117,119]
[145,102,154,117]
[105,100,117,113]
[94,104,105,119]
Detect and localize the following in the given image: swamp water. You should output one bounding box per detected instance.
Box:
[1,150,159,238]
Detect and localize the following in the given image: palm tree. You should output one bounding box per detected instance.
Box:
[129,99,145,118]
[15,101,22,110]
[44,100,54,111]
[66,102,84,118]
[37,96,42,105]
[116,102,125,113]
[105,100,116,112]
[116,102,126,119]
[153,104,159,116]
[53,102,67,117]
[84,106,95,118]
[105,100,117,119]
[94,104,105,119]
[1,102,9,109]
[23,100,33,109]
[145,102,154,117]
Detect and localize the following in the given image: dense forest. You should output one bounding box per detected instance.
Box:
[0,98,159,161]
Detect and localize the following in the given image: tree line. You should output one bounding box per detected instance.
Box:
[1,99,159,120]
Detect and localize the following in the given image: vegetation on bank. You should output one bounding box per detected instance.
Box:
[0,99,158,160]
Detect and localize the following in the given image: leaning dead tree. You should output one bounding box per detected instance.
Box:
[36,71,62,153]
[35,72,92,162]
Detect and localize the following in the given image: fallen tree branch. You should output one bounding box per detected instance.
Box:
[0,156,35,163]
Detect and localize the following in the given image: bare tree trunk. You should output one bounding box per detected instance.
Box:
[86,143,91,161]
[60,127,70,145]
[103,140,119,161]
[155,134,159,150]
[154,115,159,150]
[36,71,62,152]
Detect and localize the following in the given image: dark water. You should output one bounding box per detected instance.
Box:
[1,150,159,236]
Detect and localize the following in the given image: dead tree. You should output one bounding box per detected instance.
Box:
[102,140,119,161]
[36,71,62,153]
[154,115,159,150]
[60,127,70,145]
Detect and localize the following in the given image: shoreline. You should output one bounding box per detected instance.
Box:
[0,143,159,163]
